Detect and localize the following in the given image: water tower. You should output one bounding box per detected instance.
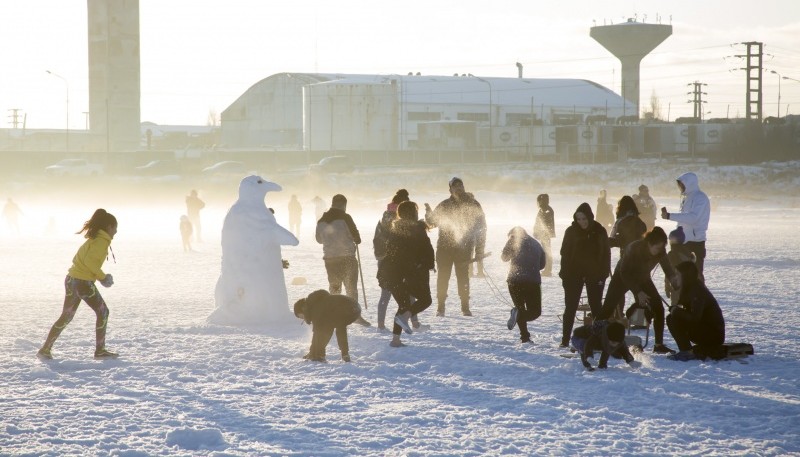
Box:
[590,19,672,118]
[87,0,141,153]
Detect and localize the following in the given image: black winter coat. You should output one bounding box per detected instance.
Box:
[377,219,435,288]
[303,290,361,329]
[672,281,725,341]
[559,218,611,280]
[609,212,646,256]
[616,239,676,295]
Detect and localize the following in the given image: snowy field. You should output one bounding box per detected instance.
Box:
[1,162,799,456]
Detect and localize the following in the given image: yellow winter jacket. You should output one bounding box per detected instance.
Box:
[67,230,112,281]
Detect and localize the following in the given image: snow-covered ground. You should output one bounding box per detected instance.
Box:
[1,162,799,456]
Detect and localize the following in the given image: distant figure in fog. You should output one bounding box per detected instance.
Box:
[634,185,657,231]
[185,189,205,242]
[180,215,193,252]
[533,194,555,277]
[312,196,326,222]
[3,198,23,235]
[288,194,302,237]
[595,189,615,234]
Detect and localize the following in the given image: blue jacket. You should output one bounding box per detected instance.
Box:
[501,227,545,284]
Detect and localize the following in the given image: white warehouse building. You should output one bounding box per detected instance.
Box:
[220,73,635,152]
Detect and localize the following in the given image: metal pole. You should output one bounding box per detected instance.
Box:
[770,70,782,117]
[355,245,368,310]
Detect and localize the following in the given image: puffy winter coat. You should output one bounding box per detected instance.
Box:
[609,212,647,257]
[303,290,361,328]
[669,172,711,242]
[672,270,725,344]
[377,219,435,288]
[501,228,546,284]
[67,229,113,281]
[559,203,611,280]
[372,206,396,261]
[316,208,361,259]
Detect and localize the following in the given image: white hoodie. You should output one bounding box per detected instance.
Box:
[670,172,710,242]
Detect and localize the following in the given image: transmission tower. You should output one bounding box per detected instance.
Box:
[7,108,22,129]
[736,41,763,121]
[687,82,707,120]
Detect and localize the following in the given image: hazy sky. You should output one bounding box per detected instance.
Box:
[2,0,799,129]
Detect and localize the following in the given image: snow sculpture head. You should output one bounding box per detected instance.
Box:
[209,175,299,326]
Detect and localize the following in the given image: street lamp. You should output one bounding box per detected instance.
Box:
[46,70,69,151]
[770,70,781,118]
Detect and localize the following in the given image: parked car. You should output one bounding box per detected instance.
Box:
[134,160,180,176]
[44,159,104,177]
[201,161,249,177]
[309,156,353,175]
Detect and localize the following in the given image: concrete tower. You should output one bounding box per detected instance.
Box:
[87,0,140,153]
[590,19,672,118]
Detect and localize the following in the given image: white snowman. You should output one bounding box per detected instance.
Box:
[208,175,299,326]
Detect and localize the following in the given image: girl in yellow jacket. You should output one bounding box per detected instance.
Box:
[38,209,118,359]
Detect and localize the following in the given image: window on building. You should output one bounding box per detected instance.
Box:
[457,112,489,122]
[506,113,537,126]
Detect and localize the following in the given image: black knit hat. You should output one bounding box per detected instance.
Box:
[606,321,625,343]
[293,298,306,318]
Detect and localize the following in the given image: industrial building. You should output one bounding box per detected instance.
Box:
[220,73,636,154]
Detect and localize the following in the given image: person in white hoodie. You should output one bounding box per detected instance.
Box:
[660,172,711,281]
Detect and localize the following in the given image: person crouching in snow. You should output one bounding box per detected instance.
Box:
[666,261,725,362]
[664,226,694,307]
[597,227,680,354]
[293,289,361,362]
[377,201,435,347]
[38,209,118,360]
[571,320,639,371]
[501,227,546,344]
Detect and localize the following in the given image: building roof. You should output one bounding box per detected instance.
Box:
[226,72,633,113]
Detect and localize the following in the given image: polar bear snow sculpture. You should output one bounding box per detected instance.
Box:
[209,176,299,326]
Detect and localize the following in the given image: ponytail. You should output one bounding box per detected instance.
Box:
[78,208,117,239]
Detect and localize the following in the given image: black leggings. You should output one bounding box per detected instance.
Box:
[561,276,605,345]
[508,281,541,340]
[43,276,109,350]
[390,271,432,335]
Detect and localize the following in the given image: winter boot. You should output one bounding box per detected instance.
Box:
[507,308,519,330]
[667,350,696,362]
[394,311,413,334]
[341,353,351,362]
[653,343,677,354]
[37,347,53,360]
[94,347,118,359]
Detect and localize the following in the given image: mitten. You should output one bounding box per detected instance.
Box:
[100,274,114,288]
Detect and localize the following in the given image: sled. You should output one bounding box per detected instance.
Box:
[622,302,651,351]
[693,343,754,361]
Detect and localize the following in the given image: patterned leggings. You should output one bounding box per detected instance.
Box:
[42,276,110,351]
